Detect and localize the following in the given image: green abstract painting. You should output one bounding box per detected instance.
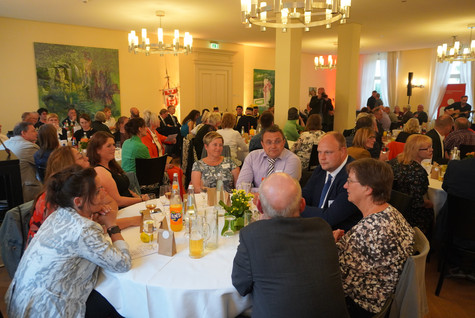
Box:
[34,42,121,120]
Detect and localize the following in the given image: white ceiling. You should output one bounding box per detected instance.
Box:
[1,0,474,54]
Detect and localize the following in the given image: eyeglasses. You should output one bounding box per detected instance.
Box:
[419,146,433,151]
[346,178,360,184]
[263,139,283,146]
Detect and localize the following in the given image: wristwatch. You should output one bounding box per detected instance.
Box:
[107,225,121,236]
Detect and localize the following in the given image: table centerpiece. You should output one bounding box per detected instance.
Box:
[219,189,254,235]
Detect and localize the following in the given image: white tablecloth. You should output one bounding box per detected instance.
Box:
[427,177,447,218]
[95,198,251,318]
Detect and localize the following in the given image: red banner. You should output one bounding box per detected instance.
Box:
[437,83,466,117]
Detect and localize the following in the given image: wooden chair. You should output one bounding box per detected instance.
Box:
[435,194,475,296]
[135,156,167,195]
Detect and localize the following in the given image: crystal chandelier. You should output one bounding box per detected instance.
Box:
[437,24,475,63]
[314,55,336,70]
[128,11,193,56]
[240,0,351,32]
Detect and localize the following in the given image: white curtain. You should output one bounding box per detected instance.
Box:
[459,61,473,106]
[379,52,389,107]
[360,53,378,108]
[387,51,400,107]
[428,58,452,120]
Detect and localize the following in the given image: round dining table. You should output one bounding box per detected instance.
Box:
[427,177,447,218]
[95,196,251,318]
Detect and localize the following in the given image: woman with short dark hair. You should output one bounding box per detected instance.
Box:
[335,158,414,317]
[6,165,131,317]
[283,107,305,141]
[74,113,96,141]
[121,117,150,173]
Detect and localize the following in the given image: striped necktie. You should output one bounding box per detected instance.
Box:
[266,157,276,177]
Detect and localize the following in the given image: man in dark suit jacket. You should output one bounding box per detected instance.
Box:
[164,105,181,128]
[426,114,453,164]
[301,132,361,231]
[232,173,349,318]
[235,107,258,133]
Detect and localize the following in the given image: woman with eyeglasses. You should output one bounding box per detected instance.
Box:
[347,127,376,160]
[388,134,434,236]
[191,131,240,193]
[334,158,414,317]
[7,165,131,317]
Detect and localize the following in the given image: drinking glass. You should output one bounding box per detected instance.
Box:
[145,193,157,211]
[189,215,209,258]
[237,182,252,193]
[205,207,219,250]
[159,185,171,209]
[222,215,236,237]
[142,219,156,249]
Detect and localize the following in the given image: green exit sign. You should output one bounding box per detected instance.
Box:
[210,42,219,49]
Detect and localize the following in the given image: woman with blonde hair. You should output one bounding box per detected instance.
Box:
[46,113,67,140]
[388,134,434,236]
[347,127,376,160]
[217,112,249,166]
[191,131,239,193]
[395,117,420,143]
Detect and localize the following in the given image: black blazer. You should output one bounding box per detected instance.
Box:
[232,217,349,318]
[426,129,448,164]
[301,157,361,231]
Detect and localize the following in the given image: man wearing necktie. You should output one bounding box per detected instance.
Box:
[236,125,301,192]
[301,132,361,231]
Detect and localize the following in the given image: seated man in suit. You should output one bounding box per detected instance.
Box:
[236,125,301,192]
[235,107,258,134]
[232,172,349,318]
[426,114,453,164]
[301,132,361,231]
[4,122,41,202]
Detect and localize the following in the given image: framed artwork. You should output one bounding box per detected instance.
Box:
[34,42,121,120]
[253,69,275,107]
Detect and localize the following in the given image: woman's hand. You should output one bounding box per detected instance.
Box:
[333,229,345,242]
[141,194,150,201]
[95,205,119,229]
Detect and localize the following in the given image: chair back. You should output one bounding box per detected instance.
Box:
[446,193,475,242]
[135,156,167,188]
[308,144,319,171]
[459,144,475,159]
[389,190,413,219]
[0,200,34,278]
[389,227,430,318]
[387,141,405,160]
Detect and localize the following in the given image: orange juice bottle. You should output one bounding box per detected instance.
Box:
[170,184,183,232]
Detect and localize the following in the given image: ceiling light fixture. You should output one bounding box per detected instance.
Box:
[128,11,193,56]
[437,24,475,63]
[240,0,351,32]
[314,55,336,70]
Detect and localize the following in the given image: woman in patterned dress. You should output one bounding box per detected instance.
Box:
[291,114,325,169]
[6,165,131,317]
[334,158,414,317]
[191,131,240,193]
[388,134,434,236]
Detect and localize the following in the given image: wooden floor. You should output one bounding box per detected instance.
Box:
[0,255,473,317]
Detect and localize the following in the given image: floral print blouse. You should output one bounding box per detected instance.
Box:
[291,130,326,169]
[336,205,414,314]
[192,157,237,192]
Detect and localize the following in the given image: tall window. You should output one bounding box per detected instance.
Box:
[448,61,462,84]
[374,59,382,93]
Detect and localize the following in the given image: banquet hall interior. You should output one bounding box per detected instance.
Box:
[0,0,474,317]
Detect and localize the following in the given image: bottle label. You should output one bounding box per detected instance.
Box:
[171,212,182,222]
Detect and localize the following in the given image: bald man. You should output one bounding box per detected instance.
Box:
[232,173,348,318]
[129,107,140,119]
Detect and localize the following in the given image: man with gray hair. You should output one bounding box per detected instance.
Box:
[91,111,111,133]
[232,172,348,318]
[4,122,41,201]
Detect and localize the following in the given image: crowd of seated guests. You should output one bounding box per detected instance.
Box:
[2,101,445,317]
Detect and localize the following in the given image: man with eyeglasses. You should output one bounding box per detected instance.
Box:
[301,132,361,231]
[236,125,301,192]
